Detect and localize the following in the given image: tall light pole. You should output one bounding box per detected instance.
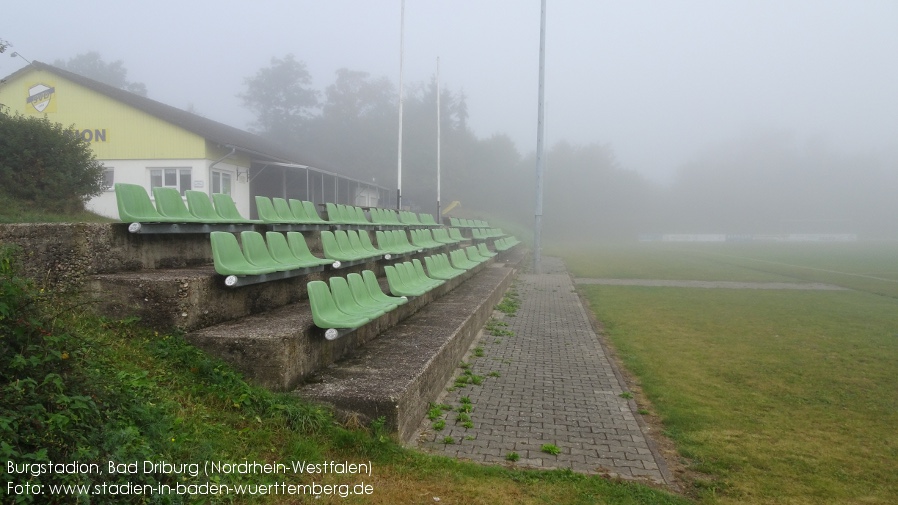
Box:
[533,0,547,273]
[396,0,406,210]
[436,56,442,221]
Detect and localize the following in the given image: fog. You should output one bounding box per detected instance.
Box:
[3,1,898,238]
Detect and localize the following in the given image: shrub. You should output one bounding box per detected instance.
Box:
[0,111,104,212]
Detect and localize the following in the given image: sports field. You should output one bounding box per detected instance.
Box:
[558,241,898,504]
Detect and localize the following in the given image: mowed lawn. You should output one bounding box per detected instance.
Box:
[559,242,898,504]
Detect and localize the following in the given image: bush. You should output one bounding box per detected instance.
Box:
[0,247,174,503]
[0,111,104,212]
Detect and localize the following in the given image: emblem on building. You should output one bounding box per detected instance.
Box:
[27,83,56,112]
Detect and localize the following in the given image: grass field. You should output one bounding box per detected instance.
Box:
[557,241,898,504]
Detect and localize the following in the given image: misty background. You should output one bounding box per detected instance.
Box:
[3,1,897,238]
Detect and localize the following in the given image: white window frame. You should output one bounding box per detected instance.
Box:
[211,170,232,195]
[149,167,192,196]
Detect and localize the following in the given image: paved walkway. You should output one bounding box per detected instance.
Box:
[415,257,670,484]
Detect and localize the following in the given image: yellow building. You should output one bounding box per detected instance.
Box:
[0,61,388,219]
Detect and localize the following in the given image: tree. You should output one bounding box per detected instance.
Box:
[309,68,397,181]
[238,54,319,145]
[0,111,105,212]
[53,52,147,96]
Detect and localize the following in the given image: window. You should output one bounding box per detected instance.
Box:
[102,168,115,190]
[211,170,232,195]
[149,168,191,196]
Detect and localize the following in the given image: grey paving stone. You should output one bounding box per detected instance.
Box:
[414,257,670,485]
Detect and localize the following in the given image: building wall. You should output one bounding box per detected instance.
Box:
[0,68,252,219]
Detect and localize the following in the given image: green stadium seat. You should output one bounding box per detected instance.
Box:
[450,249,478,270]
[152,186,205,222]
[396,261,440,291]
[185,190,239,223]
[307,280,372,332]
[412,259,446,288]
[212,193,259,223]
[361,270,408,307]
[425,254,463,280]
[391,229,420,253]
[301,201,329,224]
[114,183,181,223]
[240,231,294,271]
[465,245,490,264]
[346,272,401,312]
[356,230,389,257]
[325,203,350,224]
[321,230,367,262]
[272,197,302,223]
[384,264,428,297]
[347,230,381,258]
[448,228,465,241]
[286,232,335,267]
[255,196,285,223]
[419,213,438,226]
[478,243,497,258]
[353,206,373,225]
[410,229,438,249]
[336,230,377,260]
[264,232,323,269]
[329,276,387,319]
[209,231,277,276]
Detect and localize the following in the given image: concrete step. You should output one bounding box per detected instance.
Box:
[85,244,468,332]
[184,257,502,391]
[295,248,526,442]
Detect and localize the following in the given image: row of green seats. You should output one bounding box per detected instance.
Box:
[384,260,445,297]
[210,231,334,278]
[115,183,255,224]
[369,207,404,227]
[383,244,496,297]
[494,236,521,251]
[375,229,420,256]
[409,228,446,250]
[307,270,408,339]
[423,253,466,280]
[320,230,389,263]
[471,228,506,240]
[325,202,374,226]
[255,196,329,225]
[449,217,490,228]
[369,208,439,228]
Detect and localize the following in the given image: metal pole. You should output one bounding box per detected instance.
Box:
[533,0,547,274]
[396,0,405,209]
[436,56,441,221]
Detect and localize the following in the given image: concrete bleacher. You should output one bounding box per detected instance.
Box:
[0,204,524,440]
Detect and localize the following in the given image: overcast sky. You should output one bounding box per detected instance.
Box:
[3,0,897,183]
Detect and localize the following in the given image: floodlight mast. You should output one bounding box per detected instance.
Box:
[436,56,442,221]
[396,0,406,210]
[533,0,547,274]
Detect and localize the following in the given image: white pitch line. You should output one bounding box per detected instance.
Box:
[573,279,848,290]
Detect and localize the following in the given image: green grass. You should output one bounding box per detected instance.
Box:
[563,242,898,504]
[0,194,113,223]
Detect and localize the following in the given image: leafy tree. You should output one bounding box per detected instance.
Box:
[53,51,147,96]
[0,111,105,212]
[310,68,397,182]
[239,54,319,145]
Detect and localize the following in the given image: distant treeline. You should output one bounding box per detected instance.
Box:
[241,56,898,240]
